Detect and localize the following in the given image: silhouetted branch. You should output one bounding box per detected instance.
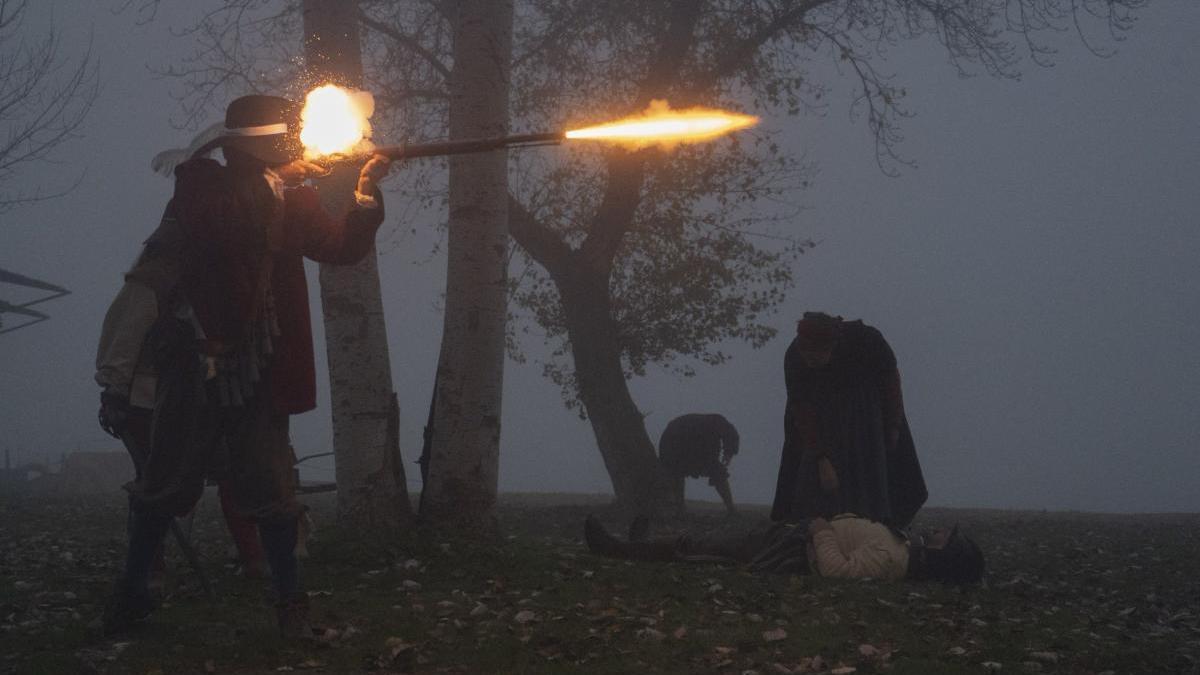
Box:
[0,0,97,212]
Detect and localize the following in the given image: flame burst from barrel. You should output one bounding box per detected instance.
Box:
[565,99,758,149]
[299,84,375,158]
[299,86,757,159]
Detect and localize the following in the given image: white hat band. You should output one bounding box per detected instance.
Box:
[224,123,289,137]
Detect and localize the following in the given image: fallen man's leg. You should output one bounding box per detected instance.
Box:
[583,515,808,572]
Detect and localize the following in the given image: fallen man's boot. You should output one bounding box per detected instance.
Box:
[584,515,680,562]
[101,584,157,636]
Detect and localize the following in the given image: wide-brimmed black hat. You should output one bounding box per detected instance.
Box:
[192,95,302,165]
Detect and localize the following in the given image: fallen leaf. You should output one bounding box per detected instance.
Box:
[386,636,414,649]
[514,609,538,624]
[763,627,788,642]
[636,627,666,641]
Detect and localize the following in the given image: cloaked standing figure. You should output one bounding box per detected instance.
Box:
[771,312,927,528]
[658,413,740,515]
[95,95,393,637]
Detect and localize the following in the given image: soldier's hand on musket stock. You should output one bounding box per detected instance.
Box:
[356,154,392,197]
[275,159,331,186]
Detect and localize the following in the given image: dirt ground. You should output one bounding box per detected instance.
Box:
[1,490,1198,674]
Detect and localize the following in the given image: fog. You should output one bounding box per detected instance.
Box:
[2,2,1197,513]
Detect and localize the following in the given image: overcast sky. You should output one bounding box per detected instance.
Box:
[2,2,1197,513]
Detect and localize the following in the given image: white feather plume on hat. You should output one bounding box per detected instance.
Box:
[150,122,226,176]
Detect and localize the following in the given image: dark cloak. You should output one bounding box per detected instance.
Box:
[770,320,927,528]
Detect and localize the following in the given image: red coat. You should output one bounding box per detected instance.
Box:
[170,158,384,414]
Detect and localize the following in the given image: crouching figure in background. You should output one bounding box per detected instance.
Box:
[584,514,984,584]
[658,413,740,515]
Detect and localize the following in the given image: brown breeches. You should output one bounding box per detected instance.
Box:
[123,371,300,524]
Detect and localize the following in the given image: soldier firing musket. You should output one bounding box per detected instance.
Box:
[96,82,760,639]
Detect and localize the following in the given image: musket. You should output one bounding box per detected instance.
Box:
[330,131,566,162]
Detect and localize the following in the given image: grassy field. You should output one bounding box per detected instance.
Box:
[1,491,1198,674]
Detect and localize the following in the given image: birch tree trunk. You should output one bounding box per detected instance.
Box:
[421,0,513,529]
[303,0,411,529]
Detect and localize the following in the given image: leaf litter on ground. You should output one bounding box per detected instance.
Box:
[2,493,1199,673]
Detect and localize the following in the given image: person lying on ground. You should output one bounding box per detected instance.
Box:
[583,513,984,584]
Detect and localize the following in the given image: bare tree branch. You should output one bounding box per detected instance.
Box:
[358,8,452,81]
[507,192,573,276]
[0,0,97,213]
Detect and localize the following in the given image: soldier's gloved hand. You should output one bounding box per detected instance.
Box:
[275,159,331,185]
[356,154,392,197]
[98,390,131,439]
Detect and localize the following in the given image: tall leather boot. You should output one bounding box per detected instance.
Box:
[103,510,169,635]
[260,517,312,639]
